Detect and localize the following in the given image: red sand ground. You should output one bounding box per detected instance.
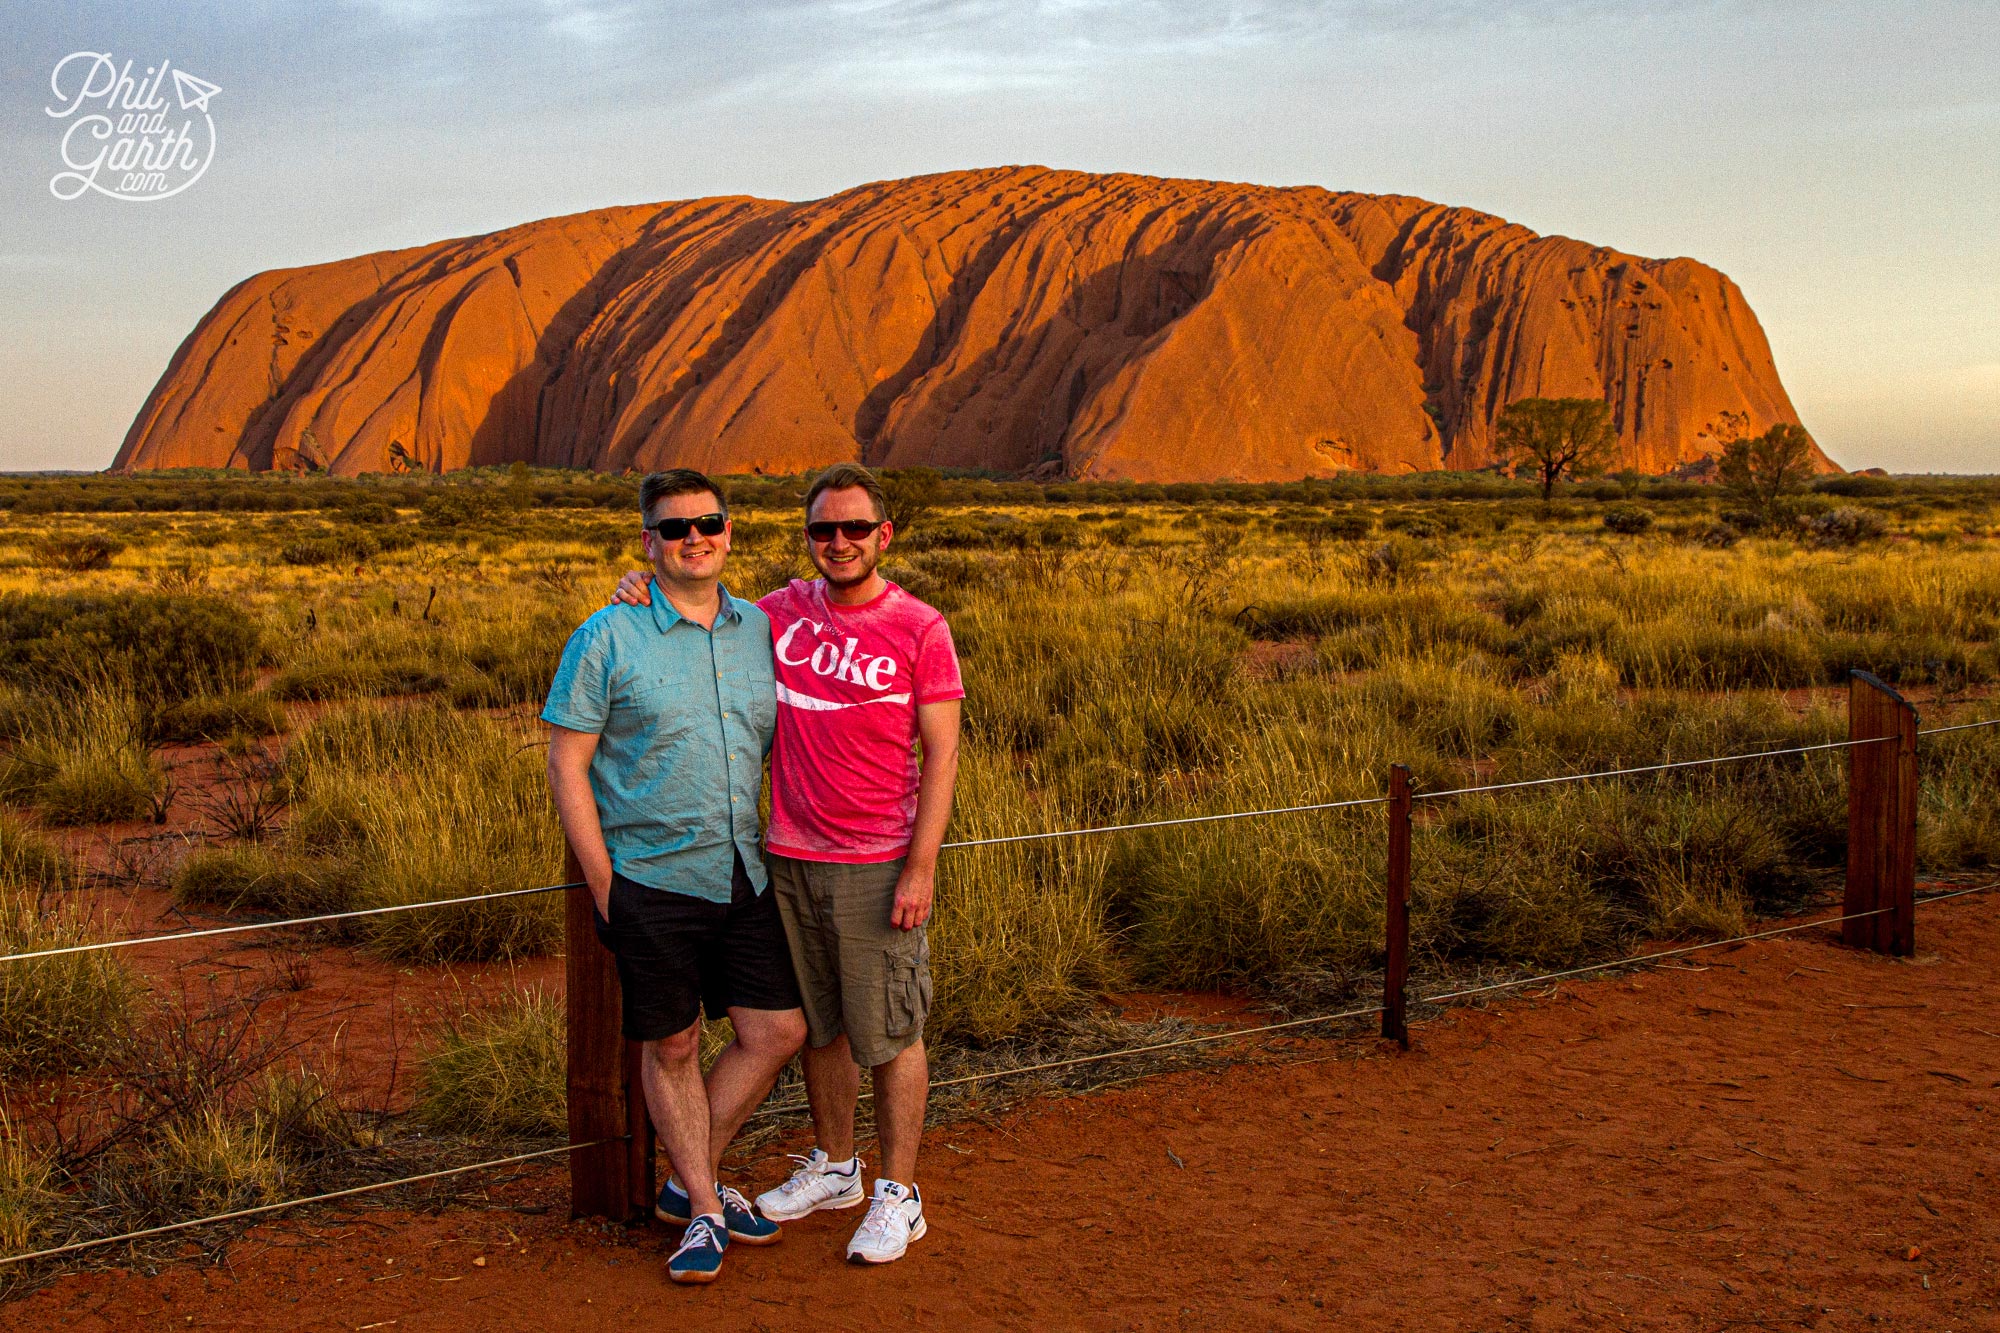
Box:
[14,892,1998,1331]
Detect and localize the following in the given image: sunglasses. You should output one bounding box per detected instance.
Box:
[805,519,885,544]
[647,513,727,541]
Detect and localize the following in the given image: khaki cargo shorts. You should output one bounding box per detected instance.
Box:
[767,853,931,1069]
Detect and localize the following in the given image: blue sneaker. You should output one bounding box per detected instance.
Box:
[667,1215,728,1285]
[657,1179,782,1246]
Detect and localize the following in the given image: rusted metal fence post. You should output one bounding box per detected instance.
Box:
[1843,671,1918,957]
[1382,764,1412,1049]
[565,845,655,1220]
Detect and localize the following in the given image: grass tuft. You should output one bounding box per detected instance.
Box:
[415,989,566,1137]
[0,824,135,1077]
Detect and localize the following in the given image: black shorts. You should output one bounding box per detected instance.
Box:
[592,855,803,1041]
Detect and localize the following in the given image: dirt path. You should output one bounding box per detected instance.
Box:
[15,894,2000,1331]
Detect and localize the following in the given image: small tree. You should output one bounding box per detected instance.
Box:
[1493,398,1618,502]
[1718,422,1817,522]
[881,467,941,537]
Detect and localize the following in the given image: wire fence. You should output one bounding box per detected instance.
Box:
[0,1139,625,1269]
[3,712,1992,969]
[1,705,1994,1268]
[9,879,1991,1271]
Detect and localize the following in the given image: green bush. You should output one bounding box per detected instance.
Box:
[29,533,123,572]
[1602,505,1654,535]
[0,592,261,701]
[1803,506,1887,548]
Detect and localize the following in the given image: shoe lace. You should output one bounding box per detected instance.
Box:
[719,1184,753,1213]
[673,1217,722,1256]
[855,1195,901,1240]
[777,1153,826,1194]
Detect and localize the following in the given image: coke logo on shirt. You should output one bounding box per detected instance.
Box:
[774,619,899,693]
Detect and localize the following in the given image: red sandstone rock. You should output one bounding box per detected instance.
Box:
[113,168,1829,479]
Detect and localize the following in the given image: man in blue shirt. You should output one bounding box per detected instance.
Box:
[544,468,805,1286]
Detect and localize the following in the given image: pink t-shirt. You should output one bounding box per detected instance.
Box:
[759,578,965,864]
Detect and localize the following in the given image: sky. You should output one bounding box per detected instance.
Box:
[2,0,1995,474]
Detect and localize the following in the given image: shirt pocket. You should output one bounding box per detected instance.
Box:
[882,929,932,1040]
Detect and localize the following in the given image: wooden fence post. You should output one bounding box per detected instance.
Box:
[566,845,655,1221]
[1382,764,1412,1049]
[1843,671,1918,957]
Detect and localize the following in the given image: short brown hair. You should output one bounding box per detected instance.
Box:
[804,463,887,522]
[639,468,725,518]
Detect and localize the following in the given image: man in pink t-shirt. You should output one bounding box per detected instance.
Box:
[615,463,962,1266]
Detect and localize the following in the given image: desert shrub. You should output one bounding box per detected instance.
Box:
[885,551,996,613]
[277,536,350,567]
[420,489,506,529]
[415,989,566,1137]
[253,1065,372,1163]
[29,533,123,572]
[1602,505,1654,535]
[1803,506,1887,548]
[142,691,289,745]
[1383,513,1444,539]
[1691,523,1739,549]
[0,815,71,893]
[1127,809,1386,990]
[1281,513,1371,541]
[1361,536,1434,585]
[0,592,261,701]
[1610,623,1825,690]
[252,1064,374,1160]
[1351,661,1524,758]
[1256,589,1510,669]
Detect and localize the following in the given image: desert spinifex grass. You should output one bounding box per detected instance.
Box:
[1917,714,2000,870]
[930,750,1119,1043]
[0,688,162,827]
[170,845,355,919]
[267,581,580,706]
[0,1114,58,1255]
[0,475,1993,1046]
[283,703,563,961]
[414,988,566,1137]
[0,820,135,1078]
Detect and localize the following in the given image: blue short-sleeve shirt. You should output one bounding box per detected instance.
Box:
[541,588,777,901]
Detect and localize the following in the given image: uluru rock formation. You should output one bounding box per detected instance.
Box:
[115,167,1825,480]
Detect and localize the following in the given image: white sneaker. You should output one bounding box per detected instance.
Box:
[845,1179,926,1265]
[754,1150,866,1221]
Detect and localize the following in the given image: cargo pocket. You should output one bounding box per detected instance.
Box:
[882,932,932,1040]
